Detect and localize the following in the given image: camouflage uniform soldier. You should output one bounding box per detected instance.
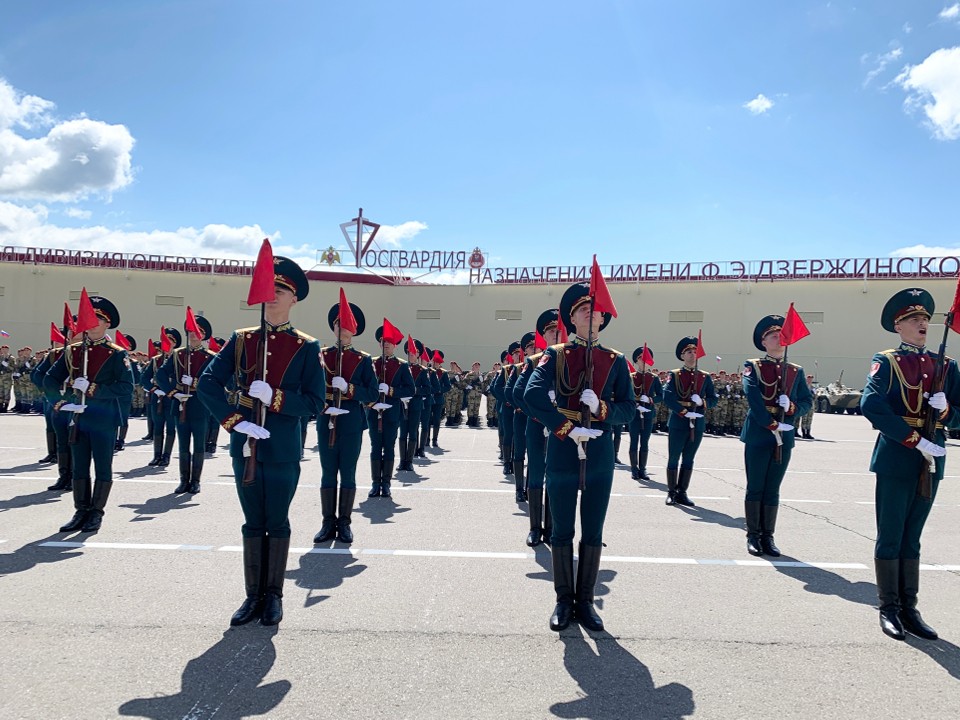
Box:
[483,363,500,427]
[800,374,816,439]
[731,374,747,434]
[463,362,484,426]
[14,347,36,413]
[444,361,465,426]
[655,371,670,432]
[131,354,147,416]
[0,344,13,411]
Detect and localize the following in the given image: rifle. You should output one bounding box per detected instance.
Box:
[242,305,267,486]
[918,316,951,499]
[579,298,595,491]
[377,336,385,434]
[68,334,87,445]
[328,333,342,448]
[179,346,190,424]
[774,349,789,464]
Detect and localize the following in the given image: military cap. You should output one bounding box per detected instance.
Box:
[274,256,310,301]
[408,338,425,356]
[753,314,785,352]
[675,336,699,360]
[164,327,182,347]
[327,302,366,336]
[125,335,138,352]
[375,324,404,344]
[536,309,560,336]
[507,341,521,355]
[425,346,433,359]
[559,282,611,333]
[520,331,537,350]
[188,315,213,341]
[213,336,226,347]
[500,350,510,363]
[90,295,120,329]
[881,288,934,333]
[632,346,654,365]
[434,349,445,361]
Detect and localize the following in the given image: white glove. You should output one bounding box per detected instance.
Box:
[917,437,946,457]
[234,420,270,439]
[378,382,390,394]
[639,394,650,403]
[180,374,194,386]
[174,392,190,401]
[636,404,651,414]
[465,384,473,390]
[12,373,20,378]
[400,397,412,406]
[548,390,556,403]
[776,422,794,432]
[72,376,90,393]
[248,380,273,404]
[568,426,603,442]
[691,393,703,406]
[926,392,948,411]
[324,406,350,416]
[778,394,790,410]
[59,403,85,413]
[685,412,703,419]
[153,389,165,397]
[332,376,348,392]
[372,402,391,411]
[0,361,7,367]
[581,389,600,414]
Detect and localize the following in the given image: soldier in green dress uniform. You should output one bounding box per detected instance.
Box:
[740,315,813,557]
[430,350,451,446]
[197,257,324,626]
[399,339,431,471]
[159,316,216,494]
[367,324,415,498]
[506,331,537,501]
[33,329,75,491]
[524,282,635,632]
[44,296,134,533]
[628,346,663,481]
[860,288,960,641]
[662,337,718,506]
[144,328,181,468]
[313,302,379,545]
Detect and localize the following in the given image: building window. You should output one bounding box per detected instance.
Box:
[70,290,99,300]
[417,310,441,320]
[155,295,184,306]
[669,311,704,322]
[799,311,824,324]
[495,310,522,321]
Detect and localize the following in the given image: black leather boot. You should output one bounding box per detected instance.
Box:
[760,505,781,557]
[38,430,57,463]
[431,425,439,447]
[527,486,543,547]
[418,425,429,457]
[575,543,604,632]
[313,488,338,543]
[175,453,191,494]
[230,537,265,626]
[745,500,763,555]
[514,459,526,502]
[899,558,938,639]
[143,412,154,440]
[543,490,552,546]
[368,458,382,498]
[502,444,513,476]
[381,459,394,498]
[158,434,175,467]
[48,450,73,491]
[80,481,112,532]
[60,476,91,532]
[613,433,622,466]
[665,467,678,505]
[148,433,163,466]
[550,544,575,632]
[875,558,905,640]
[406,437,418,469]
[337,488,357,544]
[260,536,290,626]
[638,449,650,481]
[675,466,695,506]
[115,424,128,452]
[188,456,203,494]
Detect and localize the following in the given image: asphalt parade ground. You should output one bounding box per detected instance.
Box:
[2,412,960,720]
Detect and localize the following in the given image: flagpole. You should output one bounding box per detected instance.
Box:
[639,345,647,434]
[242,303,267,486]
[378,330,385,434]
[579,297,595,492]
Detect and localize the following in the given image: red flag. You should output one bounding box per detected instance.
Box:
[115,330,131,350]
[50,323,65,344]
[160,326,172,353]
[420,349,430,364]
[627,360,636,373]
[148,338,155,359]
[63,303,76,335]
[208,337,221,352]
[948,277,960,333]
[779,303,811,347]
[405,334,417,356]
[246,238,276,306]
[558,313,569,344]
[382,317,404,345]
[534,331,547,350]
[185,306,203,337]
[695,330,706,360]
[589,255,618,318]
[338,287,358,334]
[74,288,98,334]
[432,350,443,364]
[641,344,655,368]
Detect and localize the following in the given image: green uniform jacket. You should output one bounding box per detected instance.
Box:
[740,358,813,449]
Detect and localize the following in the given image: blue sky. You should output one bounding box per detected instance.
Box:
[1,1,958,281]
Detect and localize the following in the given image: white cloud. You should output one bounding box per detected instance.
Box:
[0,78,135,201]
[895,46,960,140]
[939,4,960,20]
[63,207,91,219]
[743,94,773,115]
[373,220,429,248]
[863,45,903,87]
[903,22,913,34]
[890,243,960,257]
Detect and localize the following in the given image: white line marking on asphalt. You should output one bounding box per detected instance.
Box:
[780,499,832,504]
[0,447,38,450]
[41,541,214,551]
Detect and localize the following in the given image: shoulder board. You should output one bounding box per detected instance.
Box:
[397,358,408,365]
[237,326,259,334]
[526,352,543,366]
[66,339,84,349]
[357,349,370,357]
[550,343,566,352]
[598,344,623,357]
[204,348,217,357]
[786,361,802,370]
[294,329,317,342]
[746,358,760,365]
[106,342,124,352]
